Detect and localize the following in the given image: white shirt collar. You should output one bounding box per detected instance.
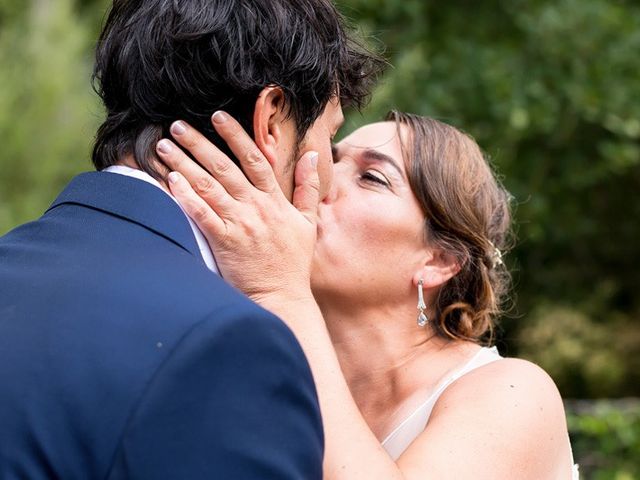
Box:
[103,165,219,274]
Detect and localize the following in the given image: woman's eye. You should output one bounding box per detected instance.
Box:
[361,171,389,187]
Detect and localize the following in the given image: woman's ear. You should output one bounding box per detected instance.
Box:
[253,85,289,168]
[413,248,461,290]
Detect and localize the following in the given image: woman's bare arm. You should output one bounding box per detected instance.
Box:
[156,113,573,480]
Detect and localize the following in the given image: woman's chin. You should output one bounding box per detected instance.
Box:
[310,246,345,302]
[310,268,331,302]
[311,248,324,275]
[310,268,324,294]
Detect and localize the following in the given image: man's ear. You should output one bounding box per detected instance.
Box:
[253,85,289,168]
[412,247,461,290]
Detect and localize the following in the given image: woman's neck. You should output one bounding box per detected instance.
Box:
[318,297,458,439]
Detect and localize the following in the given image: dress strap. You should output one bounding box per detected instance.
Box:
[381,346,502,460]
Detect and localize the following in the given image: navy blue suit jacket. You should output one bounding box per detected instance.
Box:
[0,172,323,479]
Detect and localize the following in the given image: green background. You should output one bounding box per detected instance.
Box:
[1,1,638,477]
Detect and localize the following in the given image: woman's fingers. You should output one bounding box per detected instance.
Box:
[166,120,250,199]
[167,171,227,245]
[211,111,278,193]
[157,139,235,218]
[292,151,321,225]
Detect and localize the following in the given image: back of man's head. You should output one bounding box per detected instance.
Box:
[92,0,383,179]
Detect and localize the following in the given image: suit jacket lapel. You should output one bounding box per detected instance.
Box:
[47,171,203,261]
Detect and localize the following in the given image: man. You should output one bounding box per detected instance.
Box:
[0,0,381,478]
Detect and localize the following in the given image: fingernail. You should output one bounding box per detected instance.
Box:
[157,139,173,154]
[171,121,186,135]
[310,152,319,168]
[167,172,180,184]
[212,111,228,124]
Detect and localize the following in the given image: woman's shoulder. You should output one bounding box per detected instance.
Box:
[413,356,573,478]
[434,356,567,425]
[458,355,561,391]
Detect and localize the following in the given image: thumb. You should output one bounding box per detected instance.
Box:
[292,151,320,224]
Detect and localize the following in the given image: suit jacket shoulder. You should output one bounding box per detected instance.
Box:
[0,172,323,479]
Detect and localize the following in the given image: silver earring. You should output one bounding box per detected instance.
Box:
[417,279,428,327]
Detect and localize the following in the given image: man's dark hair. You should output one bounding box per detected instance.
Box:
[92,0,384,178]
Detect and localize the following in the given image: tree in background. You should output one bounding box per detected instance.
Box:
[1,0,639,398]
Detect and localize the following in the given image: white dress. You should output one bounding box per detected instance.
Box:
[381,347,580,479]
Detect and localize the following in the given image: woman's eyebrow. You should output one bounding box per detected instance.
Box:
[361,149,404,178]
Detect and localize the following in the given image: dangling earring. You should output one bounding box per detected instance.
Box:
[417,279,429,327]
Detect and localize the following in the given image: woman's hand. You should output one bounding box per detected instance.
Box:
[155,111,320,303]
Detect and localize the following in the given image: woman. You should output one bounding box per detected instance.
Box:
[157,111,578,479]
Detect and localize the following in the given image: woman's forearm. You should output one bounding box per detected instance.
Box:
[258,294,405,480]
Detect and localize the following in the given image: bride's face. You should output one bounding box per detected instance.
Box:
[312,122,428,306]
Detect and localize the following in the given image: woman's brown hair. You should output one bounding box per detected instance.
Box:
[388,111,513,344]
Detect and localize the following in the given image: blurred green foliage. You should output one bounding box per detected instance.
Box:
[567,399,640,479]
[0,0,101,230]
[1,0,638,400]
